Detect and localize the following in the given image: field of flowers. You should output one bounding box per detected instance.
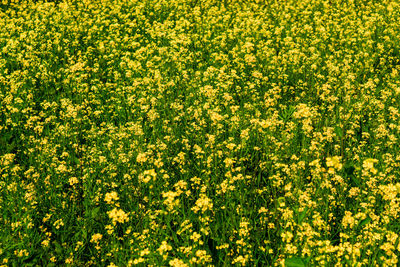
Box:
[1,0,400,266]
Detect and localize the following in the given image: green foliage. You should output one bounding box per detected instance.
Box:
[1,0,400,266]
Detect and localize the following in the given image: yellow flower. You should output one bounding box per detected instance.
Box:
[90,233,103,243]
[136,152,148,163]
[363,158,378,174]
[41,239,50,248]
[191,194,213,213]
[342,211,356,229]
[169,258,188,267]
[108,208,129,224]
[68,177,79,186]
[53,219,64,229]
[326,156,342,173]
[157,240,172,255]
[104,191,119,204]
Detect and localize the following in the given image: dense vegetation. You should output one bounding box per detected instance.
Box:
[1,0,400,266]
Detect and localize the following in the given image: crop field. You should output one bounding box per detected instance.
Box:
[1,0,400,266]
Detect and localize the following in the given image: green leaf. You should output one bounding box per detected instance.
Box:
[350,175,361,186]
[285,257,306,267]
[91,207,100,218]
[358,216,372,228]
[277,197,285,205]
[54,241,63,255]
[298,208,308,224]
[334,126,343,138]
[82,229,88,241]
[344,164,355,176]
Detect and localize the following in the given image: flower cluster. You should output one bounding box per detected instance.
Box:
[1,0,400,266]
